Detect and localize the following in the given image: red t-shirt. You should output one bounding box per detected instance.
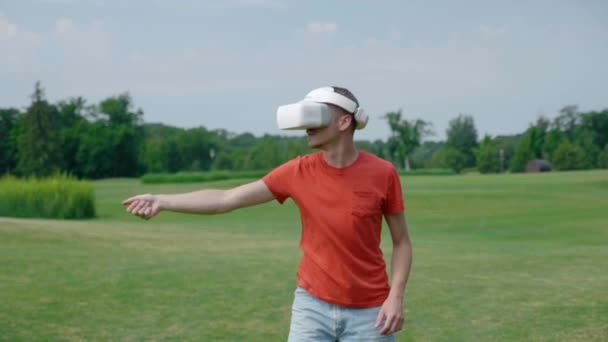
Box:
[262,151,404,307]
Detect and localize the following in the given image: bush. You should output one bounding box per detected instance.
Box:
[0,174,95,219]
[141,170,269,184]
[552,141,586,171]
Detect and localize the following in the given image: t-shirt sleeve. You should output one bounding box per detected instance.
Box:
[262,159,297,204]
[383,166,405,214]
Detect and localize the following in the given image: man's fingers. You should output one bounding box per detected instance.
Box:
[123,195,144,205]
[129,200,144,215]
[374,309,385,328]
[132,200,148,215]
[136,202,150,216]
[126,200,140,213]
[395,317,404,332]
[143,207,157,220]
[380,315,395,335]
[389,316,403,334]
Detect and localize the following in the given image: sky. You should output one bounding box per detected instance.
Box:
[1,0,607,141]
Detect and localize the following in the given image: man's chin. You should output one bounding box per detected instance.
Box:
[307,141,322,149]
[307,138,323,149]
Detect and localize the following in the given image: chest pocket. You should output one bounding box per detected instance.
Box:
[351,189,382,217]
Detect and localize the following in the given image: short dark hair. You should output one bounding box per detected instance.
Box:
[331,86,359,108]
[331,86,358,130]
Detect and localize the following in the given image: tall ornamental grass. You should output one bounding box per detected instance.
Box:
[0,174,95,219]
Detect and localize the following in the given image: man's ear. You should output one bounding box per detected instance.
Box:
[338,114,353,132]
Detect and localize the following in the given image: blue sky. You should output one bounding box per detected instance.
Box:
[1,0,607,141]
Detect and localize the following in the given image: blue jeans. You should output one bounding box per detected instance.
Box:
[288,287,395,341]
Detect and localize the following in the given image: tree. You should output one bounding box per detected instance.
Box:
[98,94,144,177]
[528,116,550,159]
[509,117,552,173]
[410,141,443,169]
[230,132,257,148]
[284,137,310,160]
[159,137,182,173]
[244,136,282,170]
[475,135,500,174]
[544,128,563,160]
[370,139,388,160]
[75,121,116,178]
[431,146,467,173]
[446,114,478,168]
[579,109,608,151]
[73,94,144,178]
[599,145,608,169]
[573,131,599,169]
[142,123,183,173]
[543,105,581,159]
[56,97,88,174]
[510,133,535,173]
[0,108,20,174]
[574,109,608,168]
[552,140,585,171]
[553,105,580,141]
[539,106,606,169]
[178,127,216,171]
[492,135,518,171]
[384,110,432,170]
[16,82,62,177]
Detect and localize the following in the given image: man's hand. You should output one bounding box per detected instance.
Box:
[122,194,162,220]
[375,294,405,335]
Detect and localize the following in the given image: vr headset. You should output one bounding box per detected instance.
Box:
[276,87,369,130]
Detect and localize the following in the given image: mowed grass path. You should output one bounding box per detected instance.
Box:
[1,171,607,341]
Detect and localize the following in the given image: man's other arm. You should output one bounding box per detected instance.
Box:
[376,212,413,335]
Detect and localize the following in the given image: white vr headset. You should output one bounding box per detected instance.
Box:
[276,87,369,130]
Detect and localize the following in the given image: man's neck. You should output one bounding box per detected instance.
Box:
[321,139,359,168]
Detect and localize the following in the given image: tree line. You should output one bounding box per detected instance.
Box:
[1,83,606,179]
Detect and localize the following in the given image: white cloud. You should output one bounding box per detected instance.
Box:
[307,21,337,34]
[0,14,18,38]
[55,17,74,35]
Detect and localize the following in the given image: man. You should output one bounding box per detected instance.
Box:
[123,86,413,341]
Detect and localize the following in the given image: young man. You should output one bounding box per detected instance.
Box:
[123,86,413,341]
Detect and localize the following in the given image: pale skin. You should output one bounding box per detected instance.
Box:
[123,106,413,336]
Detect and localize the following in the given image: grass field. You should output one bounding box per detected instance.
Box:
[1,170,607,341]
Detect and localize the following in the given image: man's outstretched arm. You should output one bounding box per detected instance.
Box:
[122,180,275,220]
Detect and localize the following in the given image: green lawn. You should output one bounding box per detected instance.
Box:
[1,171,607,341]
